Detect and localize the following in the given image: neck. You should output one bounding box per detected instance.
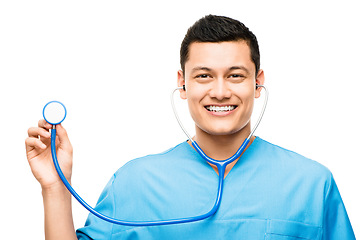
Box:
[192,122,253,161]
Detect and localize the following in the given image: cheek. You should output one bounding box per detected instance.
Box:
[234,84,255,103]
[234,87,256,120]
[185,89,204,119]
[185,83,208,103]
[185,84,212,126]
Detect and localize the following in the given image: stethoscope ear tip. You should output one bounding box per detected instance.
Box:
[43,101,67,125]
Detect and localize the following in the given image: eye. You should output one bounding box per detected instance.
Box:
[229,74,245,78]
[196,74,211,79]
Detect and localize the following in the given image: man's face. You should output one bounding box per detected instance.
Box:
[178,41,264,137]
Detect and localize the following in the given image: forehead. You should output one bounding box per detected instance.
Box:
[186,41,255,74]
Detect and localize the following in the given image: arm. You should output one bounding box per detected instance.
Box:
[323,174,355,240]
[25,120,77,240]
[42,183,77,239]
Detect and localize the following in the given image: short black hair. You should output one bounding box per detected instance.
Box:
[180,15,260,75]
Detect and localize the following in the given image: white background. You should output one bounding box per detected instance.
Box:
[0,0,358,238]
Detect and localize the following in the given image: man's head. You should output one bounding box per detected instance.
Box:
[177,15,264,138]
[180,15,260,76]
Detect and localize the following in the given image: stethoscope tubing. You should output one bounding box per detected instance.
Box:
[51,126,225,226]
[49,85,268,226]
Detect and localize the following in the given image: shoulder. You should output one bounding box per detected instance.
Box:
[112,141,191,179]
[255,137,333,184]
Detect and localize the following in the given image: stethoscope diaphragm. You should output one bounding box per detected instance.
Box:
[43,101,67,125]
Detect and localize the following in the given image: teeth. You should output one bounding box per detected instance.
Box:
[206,105,236,112]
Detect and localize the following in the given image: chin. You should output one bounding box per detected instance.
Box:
[197,120,251,137]
[200,125,242,136]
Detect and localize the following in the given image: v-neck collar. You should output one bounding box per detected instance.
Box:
[183,137,260,180]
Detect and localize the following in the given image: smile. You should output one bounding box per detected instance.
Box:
[205,105,237,112]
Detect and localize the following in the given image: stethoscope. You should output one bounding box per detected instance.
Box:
[43,85,268,226]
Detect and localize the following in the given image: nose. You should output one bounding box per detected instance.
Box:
[208,78,232,100]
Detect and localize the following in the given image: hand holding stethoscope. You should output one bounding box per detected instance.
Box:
[25,117,73,191]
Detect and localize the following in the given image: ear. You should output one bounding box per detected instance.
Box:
[255,69,265,99]
[177,70,187,99]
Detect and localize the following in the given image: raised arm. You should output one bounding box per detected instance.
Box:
[25,120,77,240]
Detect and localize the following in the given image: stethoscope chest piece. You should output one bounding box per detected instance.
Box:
[43,101,67,125]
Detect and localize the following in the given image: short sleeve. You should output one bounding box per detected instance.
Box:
[322,174,355,240]
[76,174,117,239]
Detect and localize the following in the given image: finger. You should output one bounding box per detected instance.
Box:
[28,127,51,138]
[38,119,53,130]
[25,137,47,152]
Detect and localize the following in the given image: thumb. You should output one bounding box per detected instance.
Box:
[55,124,73,151]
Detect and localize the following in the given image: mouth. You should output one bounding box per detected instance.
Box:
[204,105,238,112]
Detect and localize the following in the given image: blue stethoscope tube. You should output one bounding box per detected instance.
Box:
[46,85,268,226]
[51,126,224,226]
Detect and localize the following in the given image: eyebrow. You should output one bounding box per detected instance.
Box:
[191,66,212,73]
[191,66,250,74]
[229,66,250,74]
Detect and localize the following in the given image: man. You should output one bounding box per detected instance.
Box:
[26,15,355,239]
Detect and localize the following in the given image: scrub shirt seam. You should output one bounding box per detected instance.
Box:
[118,141,187,170]
[266,233,312,240]
[144,141,187,157]
[109,173,144,235]
[321,172,333,231]
[110,173,117,239]
[208,218,321,227]
[107,142,189,235]
[114,219,271,235]
[223,136,259,181]
[257,138,312,160]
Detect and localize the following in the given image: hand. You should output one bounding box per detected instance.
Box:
[25,120,73,191]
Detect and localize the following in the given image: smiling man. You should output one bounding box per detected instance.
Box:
[26,15,355,239]
[177,39,263,177]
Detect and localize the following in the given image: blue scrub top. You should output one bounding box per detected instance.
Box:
[76,137,355,239]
